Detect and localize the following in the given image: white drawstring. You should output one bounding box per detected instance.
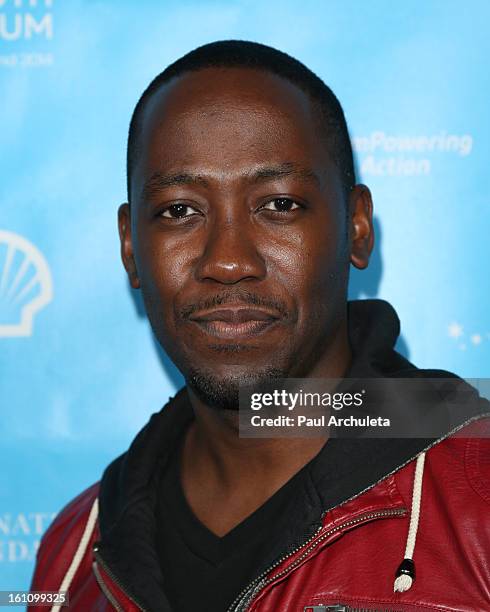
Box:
[50,497,99,612]
[394,451,426,592]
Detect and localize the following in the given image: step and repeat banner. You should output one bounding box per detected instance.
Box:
[1,0,489,590]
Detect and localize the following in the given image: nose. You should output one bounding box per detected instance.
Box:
[195,221,266,285]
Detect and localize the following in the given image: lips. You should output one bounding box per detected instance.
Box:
[188,307,280,339]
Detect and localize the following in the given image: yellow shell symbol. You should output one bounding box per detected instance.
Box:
[0,230,53,337]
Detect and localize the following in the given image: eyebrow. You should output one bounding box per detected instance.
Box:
[141,172,208,201]
[248,162,320,186]
[140,162,321,201]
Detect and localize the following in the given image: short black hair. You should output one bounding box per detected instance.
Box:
[126,40,355,202]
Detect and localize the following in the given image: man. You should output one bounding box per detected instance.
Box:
[30,40,490,612]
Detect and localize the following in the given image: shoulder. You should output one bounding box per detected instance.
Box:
[30,482,100,590]
[426,410,490,480]
[44,482,100,539]
[395,414,490,512]
[457,415,490,506]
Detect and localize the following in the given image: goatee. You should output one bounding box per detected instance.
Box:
[187,367,285,411]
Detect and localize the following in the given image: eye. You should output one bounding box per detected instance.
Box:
[261,197,301,212]
[160,203,199,218]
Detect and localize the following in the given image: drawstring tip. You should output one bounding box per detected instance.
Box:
[394,573,413,592]
[394,558,415,592]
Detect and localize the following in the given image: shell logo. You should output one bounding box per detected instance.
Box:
[0,230,53,338]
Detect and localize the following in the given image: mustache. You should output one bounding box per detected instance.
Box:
[178,289,290,319]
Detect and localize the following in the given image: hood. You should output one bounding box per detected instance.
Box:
[347,299,412,376]
[94,299,490,611]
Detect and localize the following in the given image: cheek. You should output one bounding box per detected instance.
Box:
[134,230,197,315]
[265,219,348,300]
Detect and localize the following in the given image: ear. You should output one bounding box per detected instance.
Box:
[118,203,140,289]
[348,184,374,270]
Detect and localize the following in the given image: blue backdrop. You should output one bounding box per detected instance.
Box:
[1,0,489,591]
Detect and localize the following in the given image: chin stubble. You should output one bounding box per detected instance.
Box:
[187,366,286,411]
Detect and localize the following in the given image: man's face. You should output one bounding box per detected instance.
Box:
[119,67,372,408]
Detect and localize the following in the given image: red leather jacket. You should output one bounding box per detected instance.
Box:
[30,413,490,612]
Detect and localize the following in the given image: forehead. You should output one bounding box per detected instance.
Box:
[132,67,333,197]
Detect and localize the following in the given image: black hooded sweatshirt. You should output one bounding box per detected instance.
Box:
[94,300,489,612]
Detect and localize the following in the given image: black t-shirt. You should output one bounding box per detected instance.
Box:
[155,441,326,612]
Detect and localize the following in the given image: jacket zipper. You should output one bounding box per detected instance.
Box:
[227,507,407,612]
[93,546,149,612]
[304,606,404,611]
